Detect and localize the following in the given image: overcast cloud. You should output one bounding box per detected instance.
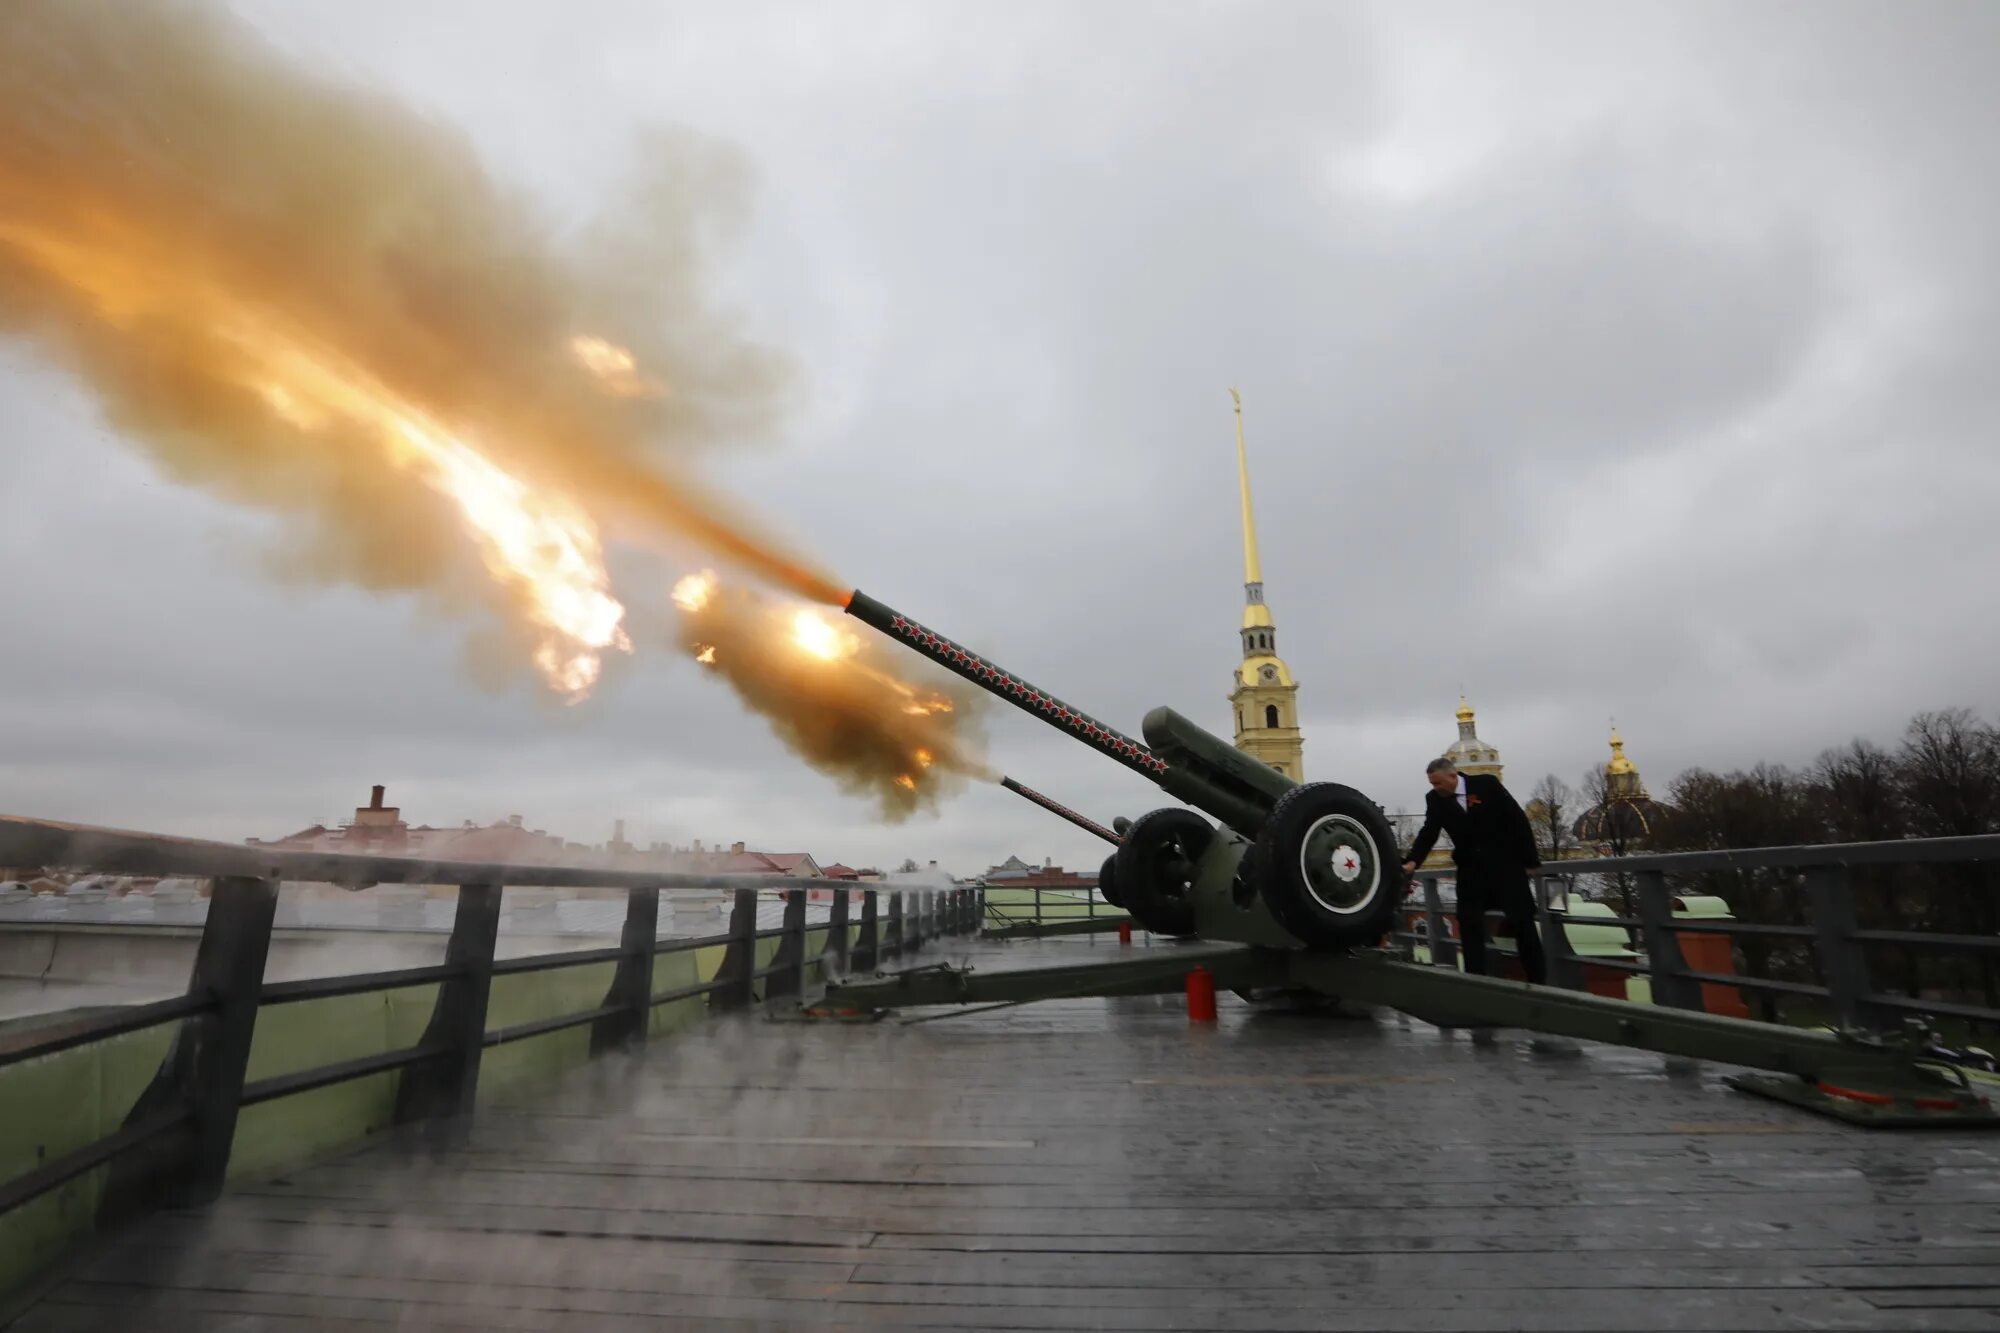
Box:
[2,0,1995,876]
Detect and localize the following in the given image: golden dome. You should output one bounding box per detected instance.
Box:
[1607,728,1637,776]
[1456,694,1474,724]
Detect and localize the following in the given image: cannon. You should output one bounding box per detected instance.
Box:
[997,775,1129,911]
[998,776,1121,849]
[824,589,2000,1129]
[844,590,1401,951]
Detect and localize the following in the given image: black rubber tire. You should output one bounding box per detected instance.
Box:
[1097,853,1124,909]
[1254,782,1400,949]
[1112,807,1211,938]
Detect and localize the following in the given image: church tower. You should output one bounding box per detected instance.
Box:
[1604,726,1648,799]
[1226,390,1303,779]
[1443,695,1503,780]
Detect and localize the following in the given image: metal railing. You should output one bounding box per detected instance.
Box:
[1396,834,2000,1041]
[0,814,984,1235]
[977,881,1124,936]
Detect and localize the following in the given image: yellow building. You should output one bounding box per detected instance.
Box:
[1225,390,1303,780]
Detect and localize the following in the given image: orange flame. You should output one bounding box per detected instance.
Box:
[570,334,666,399]
[0,217,630,699]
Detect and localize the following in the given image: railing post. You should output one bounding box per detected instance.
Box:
[395,881,502,1145]
[172,874,278,1205]
[907,891,923,953]
[1808,866,1879,1031]
[712,889,760,1011]
[887,892,904,958]
[1537,875,1585,991]
[1421,876,1457,970]
[977,887,987,930]
[592,885,660,1054]
[1635,870,1703,1011]
[828,886,851,976]
[768,889,807,1001]
[855,890,879,971]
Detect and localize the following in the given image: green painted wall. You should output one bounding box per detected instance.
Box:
[0,927,779,1301]
[0,1025,176,1295]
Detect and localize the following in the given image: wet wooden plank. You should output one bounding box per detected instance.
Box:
[16,936,2000,1333]
[29,1283,2000,1333]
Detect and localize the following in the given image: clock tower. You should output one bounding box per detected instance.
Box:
[1225,390,1303,779]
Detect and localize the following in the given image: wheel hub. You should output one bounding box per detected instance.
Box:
[1298,814,1380,914]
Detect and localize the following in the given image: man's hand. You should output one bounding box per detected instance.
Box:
[1400,860,1417,875]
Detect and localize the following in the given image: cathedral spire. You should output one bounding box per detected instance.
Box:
[1226,389,1302,780]
[1232,389,1274,635]
[1232,387,1264,600]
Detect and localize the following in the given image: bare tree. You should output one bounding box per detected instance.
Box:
[1895,708,2000,1007]
[1576,762,1637,915]
[1813,738,1925,997]
[1651,763,1820,1017]
[1813,738,1905,841]
[1528,773,1575,864]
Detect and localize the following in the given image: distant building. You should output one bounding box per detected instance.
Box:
[977,855,1097,891]
[674,842,824,878]
[1573,728,1671,852]
[1442,695,1504,780]
[249,784,572,865]
[250,785,837,882]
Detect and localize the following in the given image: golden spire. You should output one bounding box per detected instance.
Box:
[1457,693,1474,724]
[1231,388,1273,630]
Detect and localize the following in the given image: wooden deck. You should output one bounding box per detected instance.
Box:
[14,936,2000,1331]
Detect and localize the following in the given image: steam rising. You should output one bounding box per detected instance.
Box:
[671,573,993,819]
[0,0,838,701]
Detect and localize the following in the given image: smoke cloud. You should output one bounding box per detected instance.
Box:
[0,0,839,701]
[669,572,993,820]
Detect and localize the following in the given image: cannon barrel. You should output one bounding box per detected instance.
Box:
[844,589,1281,837]
[844,589,1163,780]
[844,588,1400,951]
[1000,776,1120,846]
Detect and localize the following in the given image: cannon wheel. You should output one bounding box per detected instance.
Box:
[1112,808,1210,937]
[1254,782,1399,949]
[1097,853,1124,909]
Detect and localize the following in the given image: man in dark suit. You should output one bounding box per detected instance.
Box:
[1400,757,1548,984]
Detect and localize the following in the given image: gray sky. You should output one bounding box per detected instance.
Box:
[2,0,1995,876]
